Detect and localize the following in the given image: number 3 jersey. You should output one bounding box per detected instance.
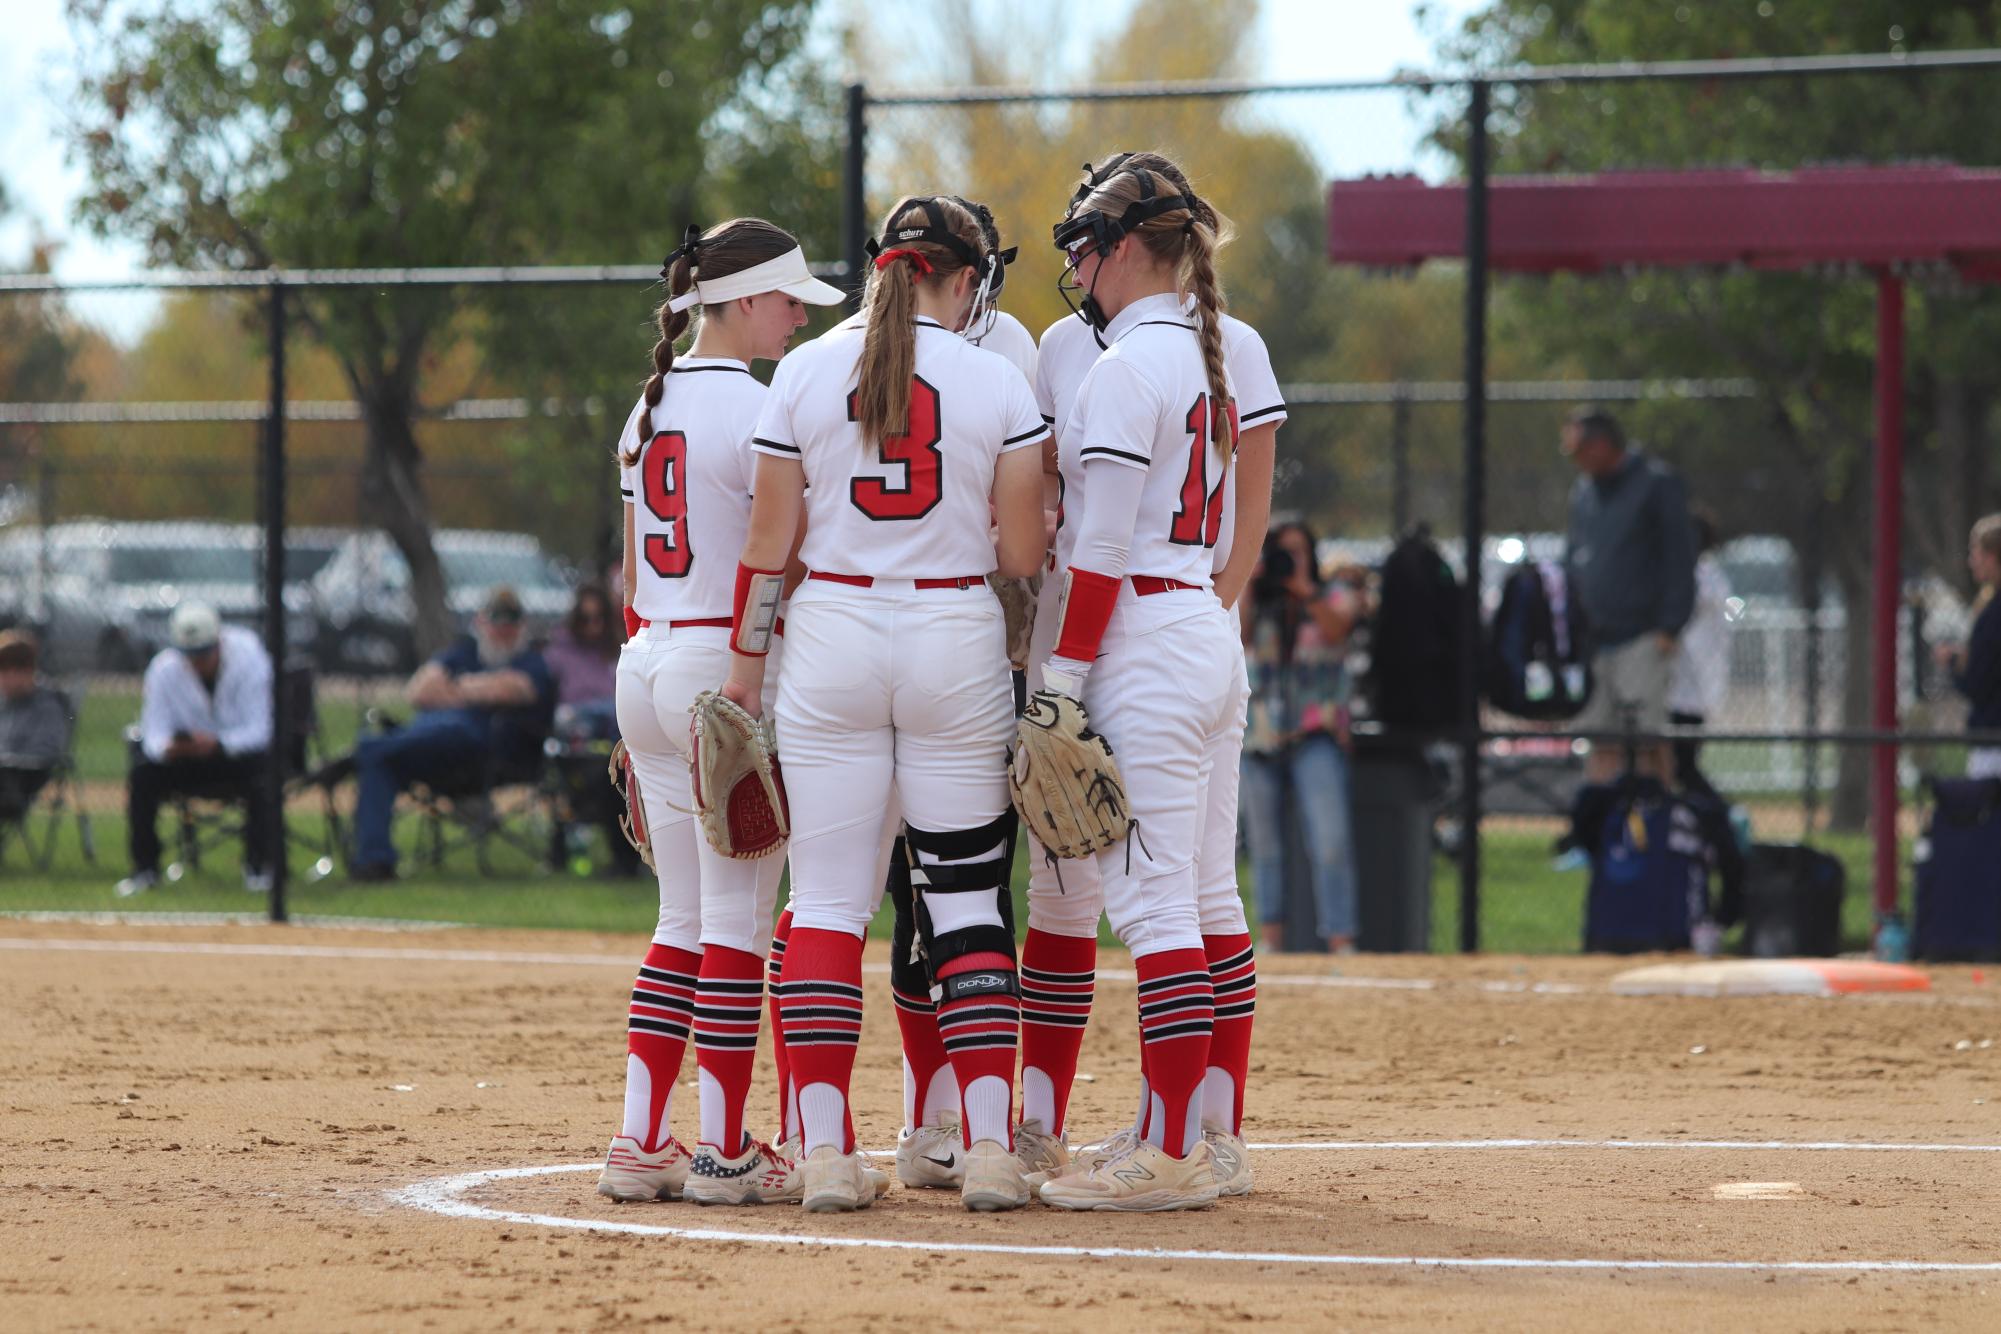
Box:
[750,316,1047,580]
[616,357,769,624]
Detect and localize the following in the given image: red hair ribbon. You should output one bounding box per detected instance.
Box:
[873,247,933,276]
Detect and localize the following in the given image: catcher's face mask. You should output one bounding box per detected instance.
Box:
[1052,156,1197,347]
[947,196,1019,344]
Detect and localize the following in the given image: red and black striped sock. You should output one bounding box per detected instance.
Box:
[774,927,864,1156]
[693,944,765,1156]
[1202,932,1257,1136]
[619,942,700,1152]
[1133,948,1215,1158]
[933,950,1019,1148]
[892,979,953,1132]
[766,909,794,1143]
[1019,929,1096,1136]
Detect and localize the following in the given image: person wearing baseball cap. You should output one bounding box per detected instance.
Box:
[344,583,556,881]
[117,599,275,897]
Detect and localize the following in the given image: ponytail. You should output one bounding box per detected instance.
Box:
[624,252,697,469]
[1182,204,1233,474]
[855,258,920,447]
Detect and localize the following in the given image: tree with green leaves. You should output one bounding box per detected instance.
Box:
[68,0,822,654]
[1430,1,2001,826]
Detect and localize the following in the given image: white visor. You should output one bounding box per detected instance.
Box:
[667,247,846,313]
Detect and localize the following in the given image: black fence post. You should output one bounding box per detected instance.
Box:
[1458,80,1490,954]
[263,281,289,925]
[842,82,868,311]
[1391,387,1412,536]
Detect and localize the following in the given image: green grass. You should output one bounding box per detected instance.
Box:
[69,681,383,785]
[2,801,1905,955]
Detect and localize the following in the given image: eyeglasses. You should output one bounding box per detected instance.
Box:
[1063,237,1097,268]
[487,609,523,626]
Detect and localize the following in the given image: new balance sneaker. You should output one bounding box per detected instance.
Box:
[960,1138,1031,1213]
[895,1114,966,1189]
[1076,1122,1140,1173]
[1037,1139,1219,1213]
[1203,1127,1253,1197]
[596,1135,692,1202]
[682,1139,800,1206]
[1012,1118,1070,1190]
[801,1144,878,1214]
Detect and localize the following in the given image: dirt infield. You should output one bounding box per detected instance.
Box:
[3,920,1998,1331]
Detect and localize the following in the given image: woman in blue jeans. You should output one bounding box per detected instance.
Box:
[1239,522,1363,954]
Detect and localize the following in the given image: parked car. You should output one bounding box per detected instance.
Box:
[307,529,573,675]
[0,520,346,673]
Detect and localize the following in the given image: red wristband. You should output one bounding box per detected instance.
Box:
[1052,567,1121,663]
[622,605,642,639]
[730,562,786,657]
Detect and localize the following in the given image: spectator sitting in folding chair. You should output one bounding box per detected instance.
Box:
[0,630,70,820]
[117,602,274,897]
[346,586,554,881]
[541,582,640,876]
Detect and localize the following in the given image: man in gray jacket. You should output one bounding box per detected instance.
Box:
[1562,408,1697,782]
[0,630,70,818]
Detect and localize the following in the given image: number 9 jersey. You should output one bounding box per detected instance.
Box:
[617,358,770,623]
[749,317,1047,579]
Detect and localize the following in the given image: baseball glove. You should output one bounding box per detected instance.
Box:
[1009,688,1132,858]
[606,740,656,872]
[689,690,789,860]
[987,571,1043,671]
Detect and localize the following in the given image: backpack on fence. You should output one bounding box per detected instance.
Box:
[1484,560,1593,721]
[1366,531,1466,734]
[1565,776,1741,953]
[1915,778,2001,962]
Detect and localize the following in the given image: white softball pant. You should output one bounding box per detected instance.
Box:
[614,623,785,957]
[775,578,1014,939]
[1026,597,1251,944]
[1057,596,1242,958]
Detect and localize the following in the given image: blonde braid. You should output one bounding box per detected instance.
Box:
[1182,208,1234,472]
[623,254,696,469]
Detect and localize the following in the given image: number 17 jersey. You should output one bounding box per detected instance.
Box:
[616,357,769,624]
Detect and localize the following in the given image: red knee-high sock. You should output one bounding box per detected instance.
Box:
[766,909,793,1141]
[693,944,765,1156]
[1203,933,1256,1136]
[1133,949,1214,1158]
[1019,929,1097,1136]
[933,950,1020,1148]
[892,978,952,1132]
[774,927,864,1155]
[621,942,700,1152]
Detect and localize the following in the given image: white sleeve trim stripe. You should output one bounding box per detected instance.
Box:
[1079,445,1151,468]
[751,436,801,454]
[1003,426,1048,446]
[1239,404,1287,424]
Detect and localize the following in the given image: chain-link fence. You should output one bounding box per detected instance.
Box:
[6,50,2001,952]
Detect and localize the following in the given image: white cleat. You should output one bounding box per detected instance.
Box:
[1037,1139,1220,1213]
[895,1113,966,1189]
[682,1139,801,1206]
[596,1135,691,1202]
[1202,1127,1253,1198]
[1077,1122,1140,1173]
[1012,1118,1070,1190]
[114,870,159,899]
[960,1138,1031,1213]
[801,1144,878,1213]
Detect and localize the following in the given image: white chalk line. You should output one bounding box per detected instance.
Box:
[0,937,1493,989]
[389,1162,2001,1274]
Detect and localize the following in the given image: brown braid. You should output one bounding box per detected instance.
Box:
[620,218,800,468]
[855,195,986,447]
[1070,152,1237,469]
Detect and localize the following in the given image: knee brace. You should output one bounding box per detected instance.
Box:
[906,810,1020,993]
[884,835,929,1000]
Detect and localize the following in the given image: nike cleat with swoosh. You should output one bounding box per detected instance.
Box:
[895,1114,966,1189]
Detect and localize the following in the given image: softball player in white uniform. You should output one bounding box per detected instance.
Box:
[720,195,1048,1215]
[598,219,844,1208]
[1021,156,1249,1212]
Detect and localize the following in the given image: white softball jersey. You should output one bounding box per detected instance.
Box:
[969,309,1038,386]
[616,358,769,624]
[750,317,1046,580]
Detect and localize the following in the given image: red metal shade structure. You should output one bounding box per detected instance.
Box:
[1327,164,2001,939]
